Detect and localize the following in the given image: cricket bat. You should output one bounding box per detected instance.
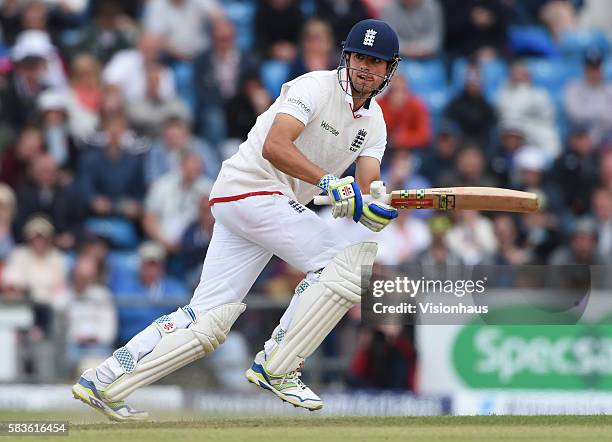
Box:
[313,186,539,213]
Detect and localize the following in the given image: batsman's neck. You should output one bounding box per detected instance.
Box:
[350,92,369,112]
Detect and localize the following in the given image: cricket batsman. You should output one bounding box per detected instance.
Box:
[72,19,401,420]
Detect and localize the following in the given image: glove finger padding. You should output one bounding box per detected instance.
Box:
[359,201,398,232]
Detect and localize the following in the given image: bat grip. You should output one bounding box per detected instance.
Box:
[313,194,390,206]
[313,196,331,205]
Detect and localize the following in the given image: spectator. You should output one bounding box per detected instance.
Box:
[419,120,462,185]
[384,150,431,202]
[0,39,49,133]
[193,19,259,148]
[18,1,49,35]
[70,1,133,65]
[446,210,497,265]
[552,125,599,216]
[143,151,212,255]
[0,184,16,263]
[443,64,497,145]
[376,210,431,265]
[315,0,369,48]
[520,194,562,264]
[549,217,603,265]
[145,114,219,185]
[77,114,145,223]
[224,71,273,145]
[489,122,527,187]
[601,149,612,193]
[0,266,28,304]
[0,126,44,189]
[381,0,443,59]
[143,0,223,61]
[254,0,304,62]
[540,0,578,41]
[378,73,432,150]
[349,325,417,390]
[66,255,117,371]
[127,62,191,138]
[11,30,67,88]
[592,188,612,265]
[438,144,498,188]
[37,90,80,178]
[418,215,463,266]
[288,18,337,79]
[17,0,88,43]
[14,154,83,249]
[112,241,187,345]
[98,85,126,122]
[493,214,530,265]
[103,32,175,100]
[4,215,69,310]
[513,145,565,215]
[78,232,112,286]
[564,48,612,144]
[66,54,103,141]
[441,0,509,60]
[497,60,560,162]
[179,194,215,288]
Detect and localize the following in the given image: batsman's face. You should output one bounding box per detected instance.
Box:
[348,53,388,96]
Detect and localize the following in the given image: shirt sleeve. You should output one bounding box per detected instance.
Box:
[144,181,164,214]
[276,77,321,126]
[359,123,387,163]
[143,1,165,34]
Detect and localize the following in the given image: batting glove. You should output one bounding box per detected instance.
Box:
[359,201,398,232]
[318,174,363,221]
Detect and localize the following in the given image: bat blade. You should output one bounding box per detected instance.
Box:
[390,187,539,213]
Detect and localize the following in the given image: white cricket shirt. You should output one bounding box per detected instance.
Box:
[209,69,387,206]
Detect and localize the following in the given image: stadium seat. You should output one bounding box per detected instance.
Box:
[106,250,140,291]
[509,25,558,58]
[84,217,139,249]
[260,60,290,98]
[559,30,610,60]
[222,0,255,51]
[417,88,448,134]
[399,58,447,95]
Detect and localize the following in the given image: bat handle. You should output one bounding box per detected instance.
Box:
[313,195,332,205]
[314,181,388,206]
[313,194,390,206]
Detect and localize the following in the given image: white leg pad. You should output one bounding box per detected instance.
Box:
[104,302,246,401]
[265,242,377,374]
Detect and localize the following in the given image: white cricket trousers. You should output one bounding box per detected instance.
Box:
[96,194,350,384]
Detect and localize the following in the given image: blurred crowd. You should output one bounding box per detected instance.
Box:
[0,0,611,391]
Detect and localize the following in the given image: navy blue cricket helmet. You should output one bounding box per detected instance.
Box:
[338,19,401,97]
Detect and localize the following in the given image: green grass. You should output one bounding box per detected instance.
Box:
[1,412,612,441]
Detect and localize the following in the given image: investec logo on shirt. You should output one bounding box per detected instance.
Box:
[320,120,339,136]
[287,97,311,114]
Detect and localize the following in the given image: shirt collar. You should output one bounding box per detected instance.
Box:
[340,68,373,117]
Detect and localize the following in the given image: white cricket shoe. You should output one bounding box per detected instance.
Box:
[245,351,323,411]
[71,369,149,422]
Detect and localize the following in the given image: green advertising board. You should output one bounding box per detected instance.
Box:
[453,321,612,390]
